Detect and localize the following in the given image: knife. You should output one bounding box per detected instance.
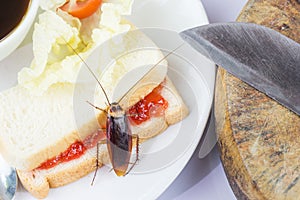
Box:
[180,22,300,116]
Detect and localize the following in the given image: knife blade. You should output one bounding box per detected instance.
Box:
[180,22,300,116]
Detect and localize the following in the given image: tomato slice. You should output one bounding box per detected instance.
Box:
[59,0,102,19]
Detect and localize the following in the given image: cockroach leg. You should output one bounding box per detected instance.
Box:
[91,138,107,186]
[125,134,140,176]
[91,142,100,186]
[109,167,115,173]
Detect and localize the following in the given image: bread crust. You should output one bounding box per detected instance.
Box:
[17,77,188,199]
[17,150,102,199]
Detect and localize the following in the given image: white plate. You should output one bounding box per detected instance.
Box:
[0,0,215,199]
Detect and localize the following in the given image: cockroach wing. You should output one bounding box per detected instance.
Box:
[106,114,133,176]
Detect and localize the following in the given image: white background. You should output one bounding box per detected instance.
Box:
[159,0,248,199]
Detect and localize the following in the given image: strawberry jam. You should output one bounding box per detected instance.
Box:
[128,83,168,125]
[36,130,105,170]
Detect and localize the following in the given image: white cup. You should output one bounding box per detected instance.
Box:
[0,0,39,61]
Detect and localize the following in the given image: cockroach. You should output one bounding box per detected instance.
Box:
[65,39,183,183]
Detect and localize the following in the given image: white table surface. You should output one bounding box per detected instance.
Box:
[158,1,248,199]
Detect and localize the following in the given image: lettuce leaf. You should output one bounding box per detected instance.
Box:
[18,1,133,94]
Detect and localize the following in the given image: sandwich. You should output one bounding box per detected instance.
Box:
[0,0,189,198]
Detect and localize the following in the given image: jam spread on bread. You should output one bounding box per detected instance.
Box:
[37,130,106,170]
[128,83,168,125]
[37,142,86,170]
[36,84,168,170]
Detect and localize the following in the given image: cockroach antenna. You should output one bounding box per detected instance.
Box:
[117,43,185,104]
[62,37,111,106]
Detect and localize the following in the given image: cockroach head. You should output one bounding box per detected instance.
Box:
[108,102,125,117]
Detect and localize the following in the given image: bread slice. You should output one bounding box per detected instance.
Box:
[0,41,168,172]
[17,77,188,199]
[0,83,81,170]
